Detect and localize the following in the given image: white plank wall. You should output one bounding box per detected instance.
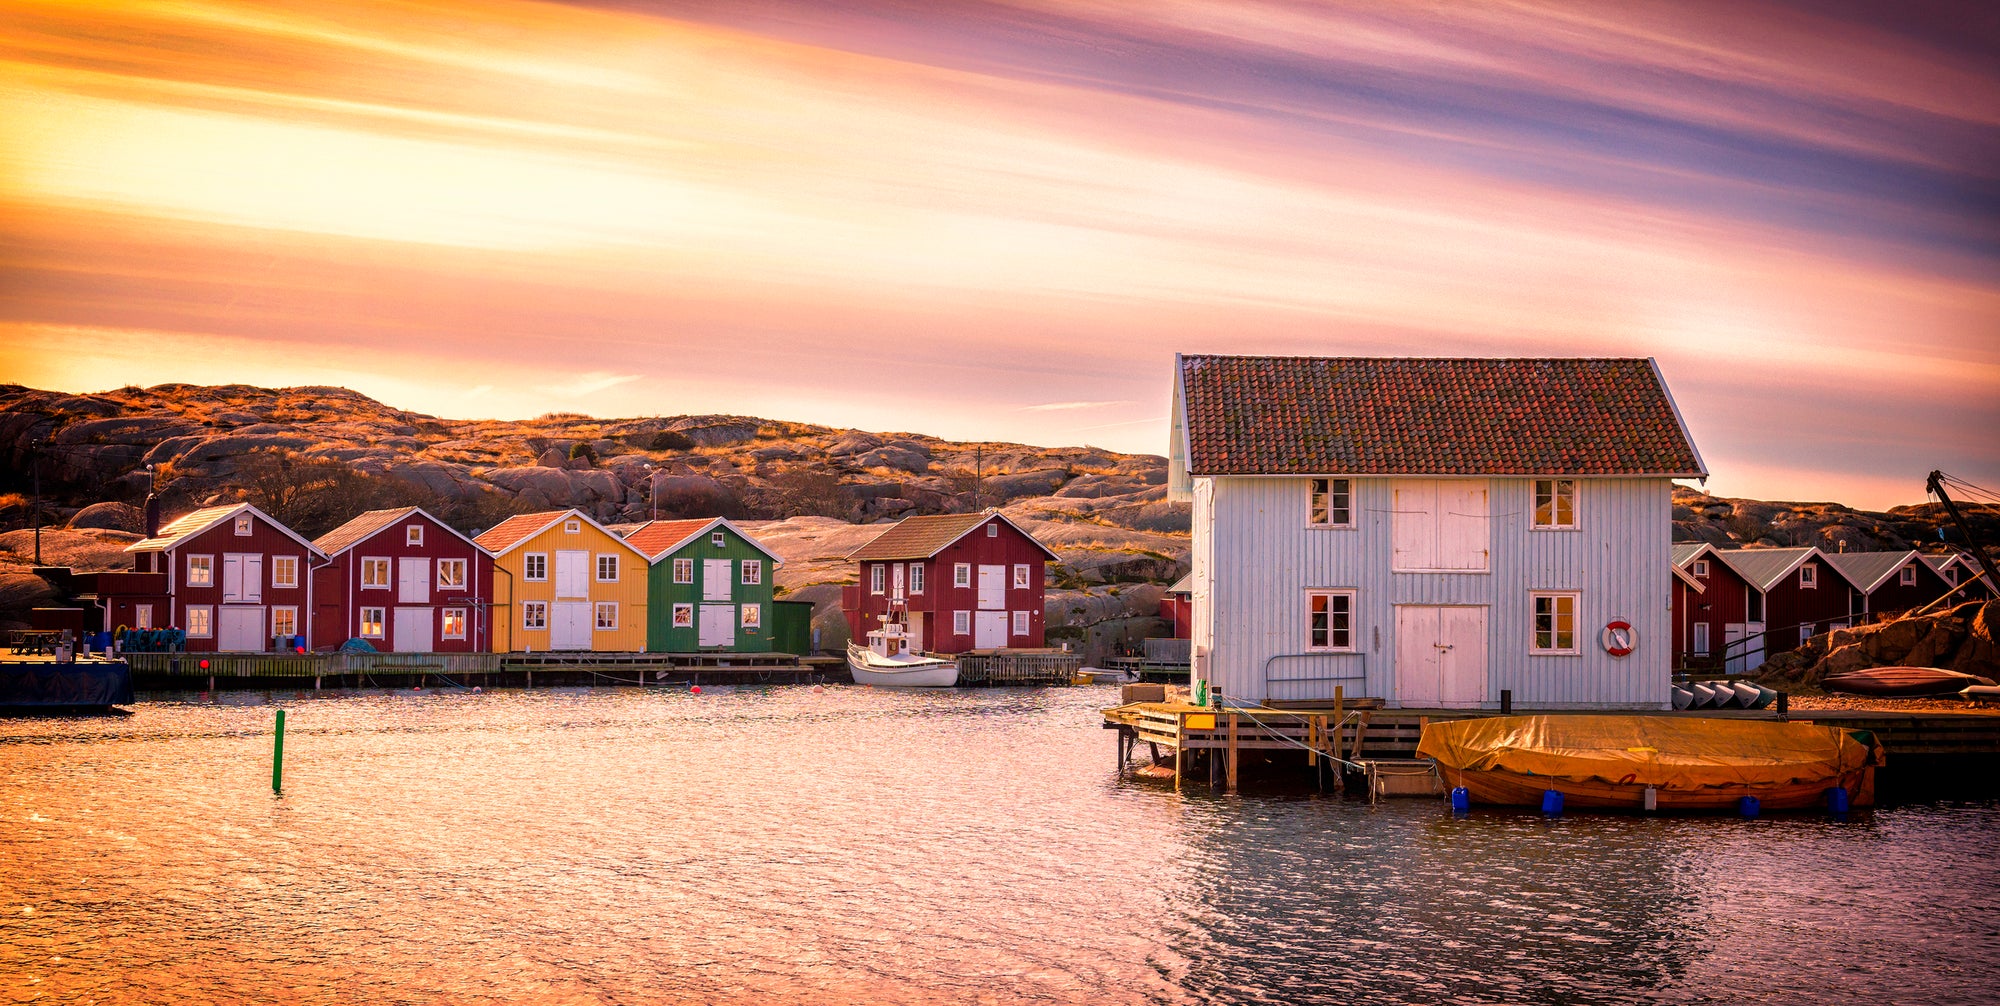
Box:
[1193,475,1672,709]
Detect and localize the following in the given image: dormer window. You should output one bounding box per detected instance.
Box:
[986,524,998,537]
[234,515,252,536]
[406,525,423,547]
[1900,565,1917,586]
[1692,560,1710,577]
[712,532,726,548]
[564,520,581,534]
[1800,564,1817,588]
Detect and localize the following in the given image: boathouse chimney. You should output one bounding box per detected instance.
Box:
[143,493,160,539]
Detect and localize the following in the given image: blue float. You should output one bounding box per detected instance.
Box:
[1540,790,1564,817]
[1450,787,1470,814]
[1738,796,1760,819]
[1825,786,1850,815]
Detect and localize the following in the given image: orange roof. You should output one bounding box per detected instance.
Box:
[619,517,783,564]
[473,509,649,559]
[848,511,1056,561]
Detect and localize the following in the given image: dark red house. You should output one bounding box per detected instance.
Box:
[842,511,1058,654]
[122,503,325,652]
[1670,543,1758,672]
[311,507,497,652]
[1714,547,1859,664]
[1826,550,1954,620]
[1926,553,1993,602]
[1159,573,1193,640]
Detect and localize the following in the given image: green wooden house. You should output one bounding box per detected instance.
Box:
[621,518,784,652]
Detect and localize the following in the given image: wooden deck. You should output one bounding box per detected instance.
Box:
[1103,699,2000,794]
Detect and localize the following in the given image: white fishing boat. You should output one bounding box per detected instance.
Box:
[846,620,958,687]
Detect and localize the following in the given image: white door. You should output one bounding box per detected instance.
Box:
[222,554,263,603]
[555,550,589,599]
[703,559,732,601]
[978,565,1005,609]
[551,601,592,649]
[1724,623,1765,674]
[974,610,1008,648]
[1396,606,1488,708]
[392,607,433,652]
[700,603,735,647]
[398,558,430,603]
[892,563,906,601]
[218,606,265,651]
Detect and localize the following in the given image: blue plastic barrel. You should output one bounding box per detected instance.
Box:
[1541,790,1564,816]
[1738,796,1761,819]
[1450,787,1470,814]
[1825,787,1850,815]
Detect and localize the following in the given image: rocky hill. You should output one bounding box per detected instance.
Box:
[2,383,1992,656]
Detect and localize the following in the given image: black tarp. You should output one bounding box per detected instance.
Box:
[0,662,135,707]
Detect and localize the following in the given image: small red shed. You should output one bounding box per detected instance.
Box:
[1825,550,1955,620]
[311,507,498,652]
[1159,573,1193,640]
[122,502,325,652]
[842,511,1058,654]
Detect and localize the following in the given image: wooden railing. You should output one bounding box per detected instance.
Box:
[951,650,1082,686]
[124,652,502,678]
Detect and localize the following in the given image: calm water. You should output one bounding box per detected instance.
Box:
[3,686,1996,1005]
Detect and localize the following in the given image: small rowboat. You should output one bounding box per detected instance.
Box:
[1419,715,1882,811]
[1822,666,1996,698]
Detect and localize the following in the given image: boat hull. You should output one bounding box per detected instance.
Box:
[1823,666,1996,697]
[1420,715,1882,811]
[846,645,958,687]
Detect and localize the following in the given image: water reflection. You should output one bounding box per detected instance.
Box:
[2,687,1994,1005]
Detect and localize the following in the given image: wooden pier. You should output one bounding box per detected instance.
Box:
[123,650,824,691]
[1104,698,2000,797]
[950,649,1082,686]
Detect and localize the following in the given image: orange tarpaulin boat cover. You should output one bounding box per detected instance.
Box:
[1416,715,1875,791]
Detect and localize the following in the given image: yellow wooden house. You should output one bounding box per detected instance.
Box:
[474,509,650,652]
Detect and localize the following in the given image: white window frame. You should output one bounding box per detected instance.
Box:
[1531,592,1580,655]
[1691,621,1710,657]
[742,560,762,585]
[406,525,424,547]
[953,610,970,635]
[596,553,619,582]
[522,601,548,630]
[673,558,694,584]
[954,563,971,588]
[594,601,618,631]
[134,604,154,630]
[1800,563,1817,589]
[442,608,467,640]
[185,605,213,638]
[672,603,693,628]
[1691,559,1710,578]
[1306,589,1357,652]
[437,558,467,589]
[1900,565,1917,586]
[712,532,727,548]
[986,524,998,537]
[360,606,386,639]
[1012,564,1030,589]
[1011,610,1029,636]
[870,564,885,594]
[564,519,581,534]
[1798,623,1814,643]
[909,564,926,594]
[1308,478,1354,528]
[361,557,391,589]
[742,603,761,629]
[233,515,252,536]
[187,554,214,588]
[523,553,547,582]
[271,606,298,640]
[1532,479,1579,530]
[270,555,298,589]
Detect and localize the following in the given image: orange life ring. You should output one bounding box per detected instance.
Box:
[1601,620,1636,657]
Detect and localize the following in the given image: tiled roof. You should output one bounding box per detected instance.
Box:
[314,507,419,557]
[124,502,325,557]
[621,518,782,564]
[1824,550,1921,594]
[848,512,1057,561]
[1714,547,1820,591]
[1178,355,1705,477]
[473,510,569,555]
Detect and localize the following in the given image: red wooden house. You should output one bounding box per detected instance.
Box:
[1923,553,1992,603]
[311,507,497,652]
[1670,543,1757,671]
[1825,550,1953,619]
[1714,547,1859,664]
[842,511,1058,654]
[122,503,325,652]
[1159,573,1193,640]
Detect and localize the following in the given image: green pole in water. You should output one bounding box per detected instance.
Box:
[272,709,285,794]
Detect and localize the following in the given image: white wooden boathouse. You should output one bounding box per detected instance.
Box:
[1168,355,1706,709]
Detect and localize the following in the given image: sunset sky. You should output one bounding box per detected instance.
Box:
[2,0,1996,509]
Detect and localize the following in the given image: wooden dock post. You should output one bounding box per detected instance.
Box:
[1226,713,1240,792]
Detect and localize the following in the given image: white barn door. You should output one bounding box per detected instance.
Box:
[974,610,1007,648]
[977,565,1005,609]
[555,550,589,599]
[551,601,591,649]
[223,554,264,603]
[1724,623,1765,674]
[398,558,430,603]
[699,603,735,647]
[704,559,732,601]
[218,606,265,651]
[392,607,432,652]
[1396,606,1487,708]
